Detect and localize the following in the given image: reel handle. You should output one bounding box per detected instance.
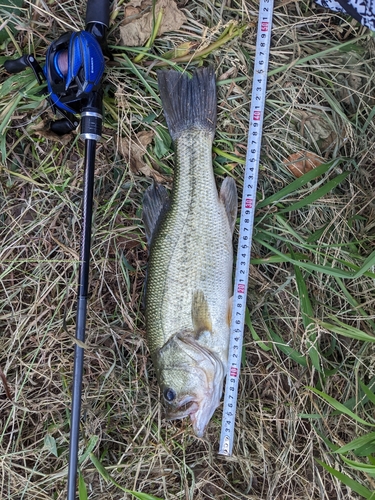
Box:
[86,0,110,27]
[4,54,45,84]
[4,55,29,73]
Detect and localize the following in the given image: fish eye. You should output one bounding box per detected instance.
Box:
[163,387,176,402]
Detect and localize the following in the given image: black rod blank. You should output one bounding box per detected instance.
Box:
[67,138,97,500]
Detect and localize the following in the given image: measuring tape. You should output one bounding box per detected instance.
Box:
[219,0,274,456]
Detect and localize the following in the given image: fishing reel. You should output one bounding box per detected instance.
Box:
[4,6,108,136]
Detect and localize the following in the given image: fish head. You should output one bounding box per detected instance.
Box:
[155,330,225,437]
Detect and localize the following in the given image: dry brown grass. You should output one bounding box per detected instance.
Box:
[1,0,375,498]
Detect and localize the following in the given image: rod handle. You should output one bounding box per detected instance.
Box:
[85,0,110,27]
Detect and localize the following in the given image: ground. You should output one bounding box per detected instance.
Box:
[1,0,375,499]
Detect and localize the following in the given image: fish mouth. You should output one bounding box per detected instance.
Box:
[165,397,199,420]
[189,394,221,437]
[165,396,215,437]
[166,394,220,437]
[164,362,224,437]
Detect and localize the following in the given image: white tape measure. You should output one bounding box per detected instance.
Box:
[219,0,274,456]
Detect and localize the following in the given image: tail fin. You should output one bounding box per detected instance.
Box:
[157,66,217,141]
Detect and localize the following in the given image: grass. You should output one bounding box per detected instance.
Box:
[1,0,375,498]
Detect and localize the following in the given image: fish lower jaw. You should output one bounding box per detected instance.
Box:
[189,395,221,437]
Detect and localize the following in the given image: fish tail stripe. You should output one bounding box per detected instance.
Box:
[157,66,217,141]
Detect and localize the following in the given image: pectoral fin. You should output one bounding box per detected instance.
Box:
[219,177,238,234]
[227,295,233,327]
[191,291,212,334]
[142,182,170,246]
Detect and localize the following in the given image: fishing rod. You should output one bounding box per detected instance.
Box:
[4,0,110,496]
[219,0,274,456]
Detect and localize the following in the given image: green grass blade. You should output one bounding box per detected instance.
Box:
[251,252,307,265]
[119,54,159,101]
[278,172,350,214]
[354,443,375,457]
[78,472,88,500]
[335,432,375,455]
[361,105,375,134]
[267,34,369,77]
[79,435,99,464]
[129,493,165,500]
[256,159,342,209]
[335,278,375,330]
[254,237,357,278]
[294,265,320,371]
[268,328,307,367]
[89,454,163,500]
[319,320,375,342]
[321,89,352,125]
[359,381,375,406]
[245,307,271,351]
[352,250,375,279]
[308,387,374,426]
[313,425,340,451]
[341,456,375,477]
[90,453,111,481]
[293,266,313,329]
[315,459,374,499]
[306,224,329,243]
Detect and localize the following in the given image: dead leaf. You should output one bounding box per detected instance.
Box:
[120,0,186,47]
[218,66,237,81]
[27,118,75,145]
[297,111,333,142]
[319,130,338,154]
[283,150,323,178]
[120,130,167,183]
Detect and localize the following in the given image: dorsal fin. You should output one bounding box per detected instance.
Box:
[219,177,238,234]
[142,182,170,246]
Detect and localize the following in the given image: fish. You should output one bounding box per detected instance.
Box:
[142,66,237,437]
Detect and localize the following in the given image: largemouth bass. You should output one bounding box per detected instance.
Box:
[142,67,237,437]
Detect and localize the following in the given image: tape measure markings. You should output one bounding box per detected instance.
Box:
[219,0,274,456]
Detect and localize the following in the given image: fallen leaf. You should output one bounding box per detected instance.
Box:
[27,118,75,145]
[283,150,323,178]
[120,130,167,183]
[218,66,237,81]
[305,117,333,141]
[319,130,338,154]
[120,0,186,47]
[297,111,333,142]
